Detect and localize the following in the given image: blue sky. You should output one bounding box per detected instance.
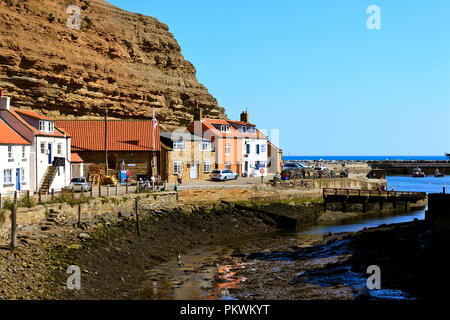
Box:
[109,0,450,156]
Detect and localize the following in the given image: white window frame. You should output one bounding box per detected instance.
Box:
[246,143,250,154]
[7,146,13,160]
[200,141,211,151]
[225,144,231,156]
[21,167,26,185]
[221,125,230,132]
[40,142,46,154]
[49,121,54,133]
[22,146,26,160]
[173,161,183,174]
[173,140,186,151]
[57,143,62,155]
[3,169,12,185]
[39,121,45,131]
[224,162,231,170]
[203,160,212,173]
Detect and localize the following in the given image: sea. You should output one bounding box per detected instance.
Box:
[283,155,448,161]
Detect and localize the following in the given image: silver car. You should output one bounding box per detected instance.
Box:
[211,169,238,181]
[70,177,91,192]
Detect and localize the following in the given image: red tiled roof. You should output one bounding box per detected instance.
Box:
[55,120,160,152]
[14,109,52,120]
[71,153,84,163]
[0,119,30,145]
[9,109,64,137]
[188,118,267,139]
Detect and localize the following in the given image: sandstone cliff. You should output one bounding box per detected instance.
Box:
[0,0,226,130]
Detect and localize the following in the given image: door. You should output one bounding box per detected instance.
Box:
[190,163,198,179]
[48,143,52,164]
[16,168,20,191]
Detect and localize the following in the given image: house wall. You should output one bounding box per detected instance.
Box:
[268,143,282,174]
[35,136,70,192]
[162,140,216,183]
[78,151,155,180]
[215,137,243,175]
[241,138,268,177]
[0,144,31,194]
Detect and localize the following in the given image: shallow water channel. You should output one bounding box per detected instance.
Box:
[134,176,446,300]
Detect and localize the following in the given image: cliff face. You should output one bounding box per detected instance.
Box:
[0,0,226,130]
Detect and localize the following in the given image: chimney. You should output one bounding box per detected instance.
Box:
[194,104,203,121]
[240,110,249,123]
[0,90,10,110]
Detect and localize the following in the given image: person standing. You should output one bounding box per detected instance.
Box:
[177,172,182,185]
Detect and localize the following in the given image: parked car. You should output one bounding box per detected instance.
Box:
[70,177,91,192]
[282,162,305,171]
[211,169,238,181]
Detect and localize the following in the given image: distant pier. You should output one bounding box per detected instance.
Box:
[368,160,450,175]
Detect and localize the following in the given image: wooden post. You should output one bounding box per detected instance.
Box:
[135,198,140,236]
[51,188,54,201]
[81,185,84,199]
[126,182,129,194]
[90,185,93,198]
[11,201,17,249]
[107,185,110,197]
[0,193,2,210]
[26,190,30,202]
[78,204,82,228]
[38,189,42,203]
[116,184,118,196]
[98,183,101,197]
[14,190,17,203]
[72,186,75,199]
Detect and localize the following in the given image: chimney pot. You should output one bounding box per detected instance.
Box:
[194,105,203,121]
[240,110,249,123]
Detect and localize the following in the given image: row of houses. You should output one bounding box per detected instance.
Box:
[0,92,282,194]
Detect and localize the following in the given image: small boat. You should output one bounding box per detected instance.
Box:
[434,169,445,177]
[412,167,426,177]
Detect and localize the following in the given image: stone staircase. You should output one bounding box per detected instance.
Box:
[40,209,64,231]
[38,166,57,194]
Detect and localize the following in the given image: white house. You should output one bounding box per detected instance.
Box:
[0,117,31,194]
[0,95,71,193]
[232,111,268,177]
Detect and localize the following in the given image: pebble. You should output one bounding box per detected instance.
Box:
[78,233,91,240]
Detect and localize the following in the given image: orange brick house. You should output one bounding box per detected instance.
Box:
[187,108,267,176]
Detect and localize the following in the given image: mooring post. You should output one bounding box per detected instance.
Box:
[135,197,140,236]
[78,204,82,228]
[11,200,17,249]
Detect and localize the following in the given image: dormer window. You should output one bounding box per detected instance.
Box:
[251,127,256,134]
[221,125,230,132]
[39,120,54,133]
[242,126,247,134]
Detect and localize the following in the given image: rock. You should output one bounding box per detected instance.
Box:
[0,1,227,130]
[78,233,91,240]
[67,244,82,250]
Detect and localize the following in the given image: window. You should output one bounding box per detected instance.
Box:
[57,143,62,155]
[256,144,260,155]
[200,141,211,151]
[251,127,256,134]
[242,126,247,133]
[22,146,26,159]
[49,121,54,133]
[224,162,231,170]
[261,144,266,153]
[21,168,26,185]
[225,144,231,156]
[39,121,45,131]
[173,140,186,151]
[40,143,46,154]
[173,161,183,174]
[3,169,12,184]
[203,161,212,173]
[8,146,13,160]
[246,144,250,154]
[255,161,261,169]
[221,125,230,132]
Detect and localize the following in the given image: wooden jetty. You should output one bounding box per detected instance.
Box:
[323,188,427,213]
